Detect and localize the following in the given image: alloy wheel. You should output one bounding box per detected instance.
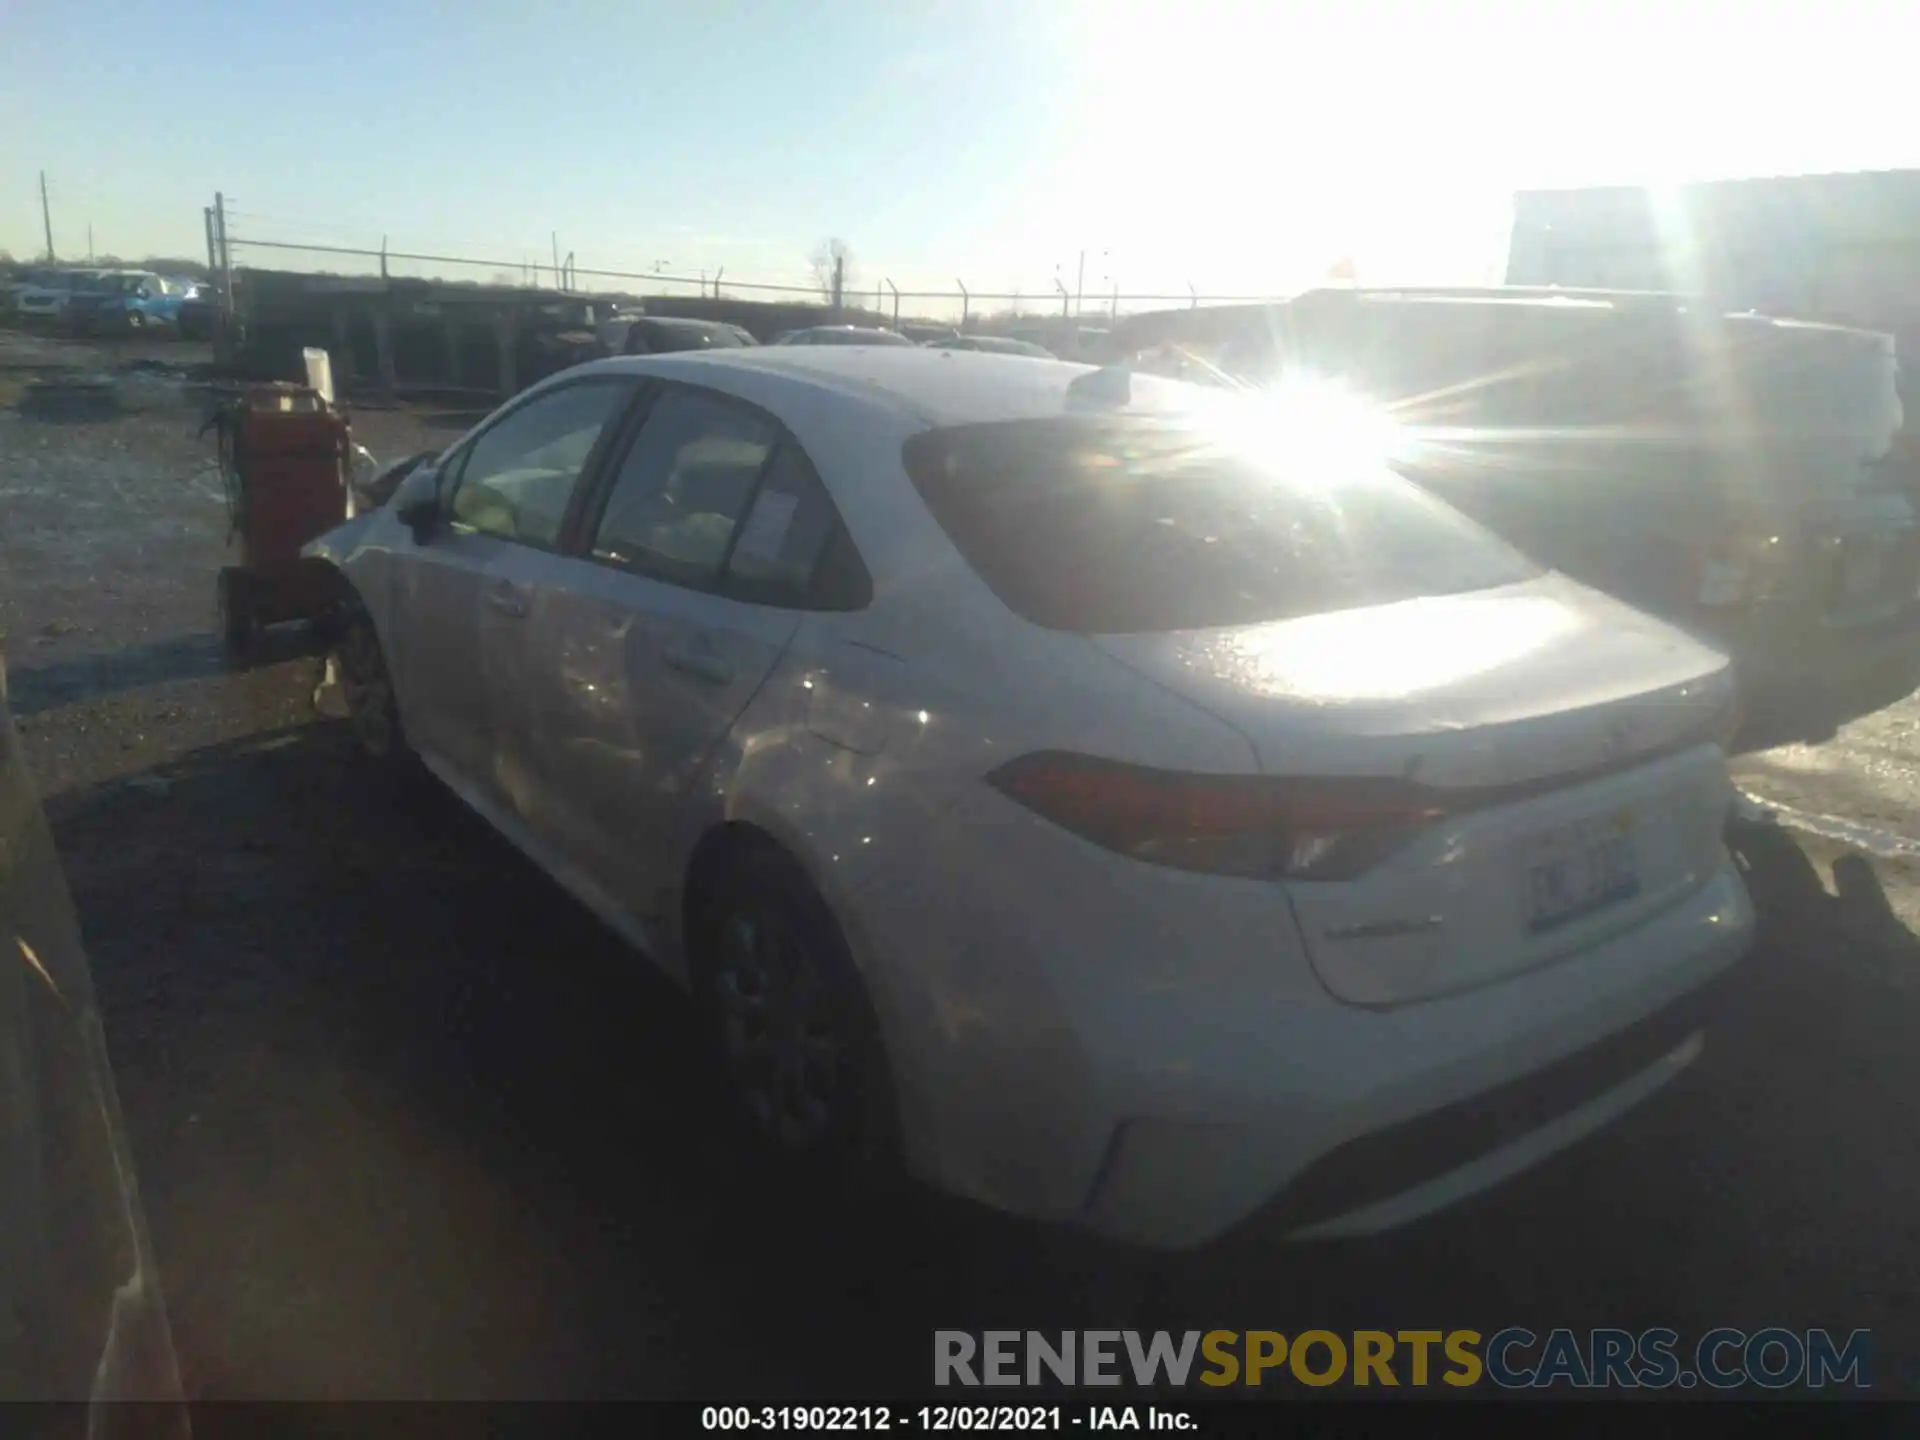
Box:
[712,903,845,1152]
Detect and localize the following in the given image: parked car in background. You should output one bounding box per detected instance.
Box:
[12,267,106,323]
[67,271,189,334]
[518,299,616,387]
[593,305,649,356]
[1064,325,1113,362]
[1,267,53,315]
[930,334,1055,359]
[774,325,915,347]
[1113,287,1920,748]
[306,346,1751,1251]
[175,280,221,340]
[623,316,757,355]
[901,323,961,345]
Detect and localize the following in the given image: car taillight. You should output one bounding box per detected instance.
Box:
[985,752,1447,882]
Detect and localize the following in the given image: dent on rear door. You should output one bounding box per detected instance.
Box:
[515,561,802,924]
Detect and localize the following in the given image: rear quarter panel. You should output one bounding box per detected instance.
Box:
[668,578,1263,1198]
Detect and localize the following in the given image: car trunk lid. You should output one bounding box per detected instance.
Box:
[1092,574,1737,1004]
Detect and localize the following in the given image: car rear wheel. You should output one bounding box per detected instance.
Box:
[690,841,900,1182]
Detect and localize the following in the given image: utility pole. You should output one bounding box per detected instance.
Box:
[214,192,235,320]
[832,254,844,315]
[39,171,55,261]
[204,207,217,276]
[551,232,561,291]
[87,224,94,263]
[1075,249,1085,317]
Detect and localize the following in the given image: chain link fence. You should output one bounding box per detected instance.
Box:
[222,231,1286,330]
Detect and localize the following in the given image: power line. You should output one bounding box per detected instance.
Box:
[226,208,578,268]
[223,209,378,241]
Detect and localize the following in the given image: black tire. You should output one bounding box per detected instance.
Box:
[688,840,901,1187]
[332,612,416,771]
[215,568,259,661]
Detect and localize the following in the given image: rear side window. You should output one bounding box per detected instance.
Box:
[902,417,1539,634]
[720,443,871,610]
[592,389,777,588]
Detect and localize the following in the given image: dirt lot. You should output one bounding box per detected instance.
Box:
[5,329,1920,1401]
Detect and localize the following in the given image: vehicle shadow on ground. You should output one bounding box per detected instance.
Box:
[1728,818,1920,970]
[6,629,320,717]
[44,729,1920,1400]
[7,635,229,715]
[48,722,1149,1401]
[15,381,125,423]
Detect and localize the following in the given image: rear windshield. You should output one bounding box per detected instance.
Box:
[902,416,1539,634]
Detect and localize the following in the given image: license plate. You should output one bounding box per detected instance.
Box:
[1518,811,1641,933]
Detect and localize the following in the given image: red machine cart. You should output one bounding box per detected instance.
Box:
[206,383,354,656]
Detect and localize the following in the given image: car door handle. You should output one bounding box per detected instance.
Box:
[485,586,530,619]
[662,640,734,685]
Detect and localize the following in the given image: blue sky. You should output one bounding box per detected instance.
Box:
[3,0,1914,303]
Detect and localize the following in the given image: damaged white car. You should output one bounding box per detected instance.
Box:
[305,347,1752,1249]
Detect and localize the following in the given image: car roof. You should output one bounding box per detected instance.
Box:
[573,346,1209,428]
[947,335,1047,351]
[638,315,727,331]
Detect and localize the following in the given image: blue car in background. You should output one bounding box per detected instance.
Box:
[66,270,189,334]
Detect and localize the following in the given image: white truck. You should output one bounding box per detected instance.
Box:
[1111,286,1920,748]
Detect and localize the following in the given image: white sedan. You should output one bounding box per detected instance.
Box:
[307,346,1753,1250]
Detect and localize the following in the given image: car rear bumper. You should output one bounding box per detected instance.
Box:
[1220,966,1728,1241]
[1073,862,1749,1249]
[849,778,1753,1250]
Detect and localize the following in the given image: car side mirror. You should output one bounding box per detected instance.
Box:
[393,467,442,543]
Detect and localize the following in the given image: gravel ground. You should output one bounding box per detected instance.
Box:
[5,329,1920,1402]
